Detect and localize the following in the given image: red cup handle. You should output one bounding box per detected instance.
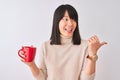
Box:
[18,49,26,59]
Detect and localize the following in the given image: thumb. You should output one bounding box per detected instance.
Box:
[100,41,107,46]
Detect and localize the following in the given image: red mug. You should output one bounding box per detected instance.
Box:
[18,46,36,62]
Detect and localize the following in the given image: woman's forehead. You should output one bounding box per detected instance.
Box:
[64,11,69,17]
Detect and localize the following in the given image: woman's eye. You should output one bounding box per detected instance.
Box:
[63,18,68,21]
[65,18,68,21]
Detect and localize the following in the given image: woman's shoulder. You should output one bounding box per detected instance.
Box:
[44,40,51,45]
[41,40,51,47]
[39,40,51,51]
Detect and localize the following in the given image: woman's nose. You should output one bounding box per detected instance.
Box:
[67,20,72,26]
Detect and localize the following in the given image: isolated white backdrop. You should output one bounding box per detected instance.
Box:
[0,0,119,80]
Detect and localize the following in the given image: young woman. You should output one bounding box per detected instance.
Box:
[19,4,107,80]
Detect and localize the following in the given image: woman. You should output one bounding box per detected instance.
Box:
[19,4,107,80]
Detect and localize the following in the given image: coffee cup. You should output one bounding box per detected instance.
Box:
[18,46,36,62]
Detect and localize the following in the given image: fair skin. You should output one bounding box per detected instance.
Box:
[59,11,76,38]
[85,35,107,75]
[19,10,107,77]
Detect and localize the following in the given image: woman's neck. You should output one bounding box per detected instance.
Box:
[60,35,72,45]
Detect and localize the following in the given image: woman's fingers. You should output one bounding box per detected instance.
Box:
[19,51,25,57]
[88,35,107,49]
[18,51,26,61]
[88,35,100,45]
[20,57,25,62]
[100,41,107,46]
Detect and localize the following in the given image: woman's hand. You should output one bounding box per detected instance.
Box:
[87,35,107,56]
[18,51,40,77]
[19,51,35,67]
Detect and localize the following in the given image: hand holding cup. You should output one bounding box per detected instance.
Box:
[18,46,36,62]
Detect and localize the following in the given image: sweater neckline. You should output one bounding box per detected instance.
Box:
[60,35,72,45]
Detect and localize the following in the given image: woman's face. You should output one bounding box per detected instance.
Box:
[59,11,77,37]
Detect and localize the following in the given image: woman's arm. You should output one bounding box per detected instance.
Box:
[84,58,96,75]
[19,50,40,77]
[84,35,107,75]
[28,61,40,77]
[80,35,107,80]
[20,53,47,80]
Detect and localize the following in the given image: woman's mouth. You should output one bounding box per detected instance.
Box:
[64,27,73,33]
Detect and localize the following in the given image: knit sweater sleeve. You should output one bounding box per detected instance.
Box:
[34,43,47,80]
[80,43,95,80]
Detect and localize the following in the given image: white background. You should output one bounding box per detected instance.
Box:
[0,0,119,80]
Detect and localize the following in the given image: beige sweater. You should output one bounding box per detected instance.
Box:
[35,36,95,80]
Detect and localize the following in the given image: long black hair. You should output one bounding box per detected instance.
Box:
[50,4,81,45]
